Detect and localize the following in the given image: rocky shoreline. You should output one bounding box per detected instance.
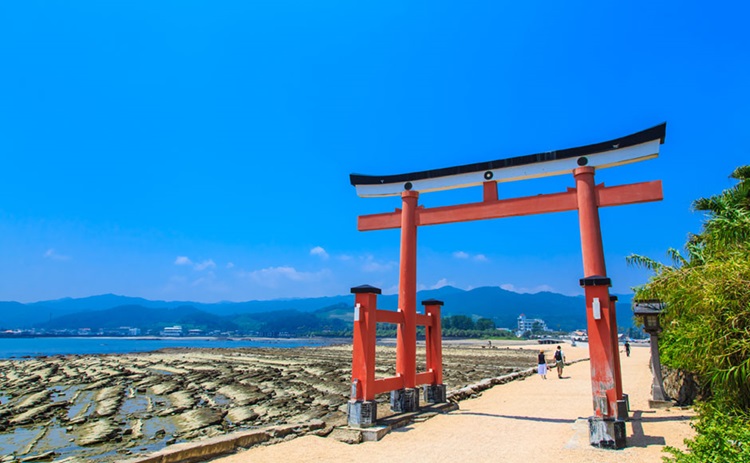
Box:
[0,343,537,462]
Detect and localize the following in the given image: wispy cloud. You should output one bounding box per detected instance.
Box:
[500,283,555,294]
[175,256,192,266]
[194,259,216,271]
[310,246,329,260]
[175,256,217,271]
[361,255,397,272]
[453,251,489,262]
[44,249,69,261]
[239,266,330,288]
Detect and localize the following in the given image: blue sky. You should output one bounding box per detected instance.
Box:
[0,1,747,303]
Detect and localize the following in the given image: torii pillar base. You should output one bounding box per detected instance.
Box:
[423,384,447,404]
[391,388,420,413]
[589,417,626,449]
[347,400,378,428]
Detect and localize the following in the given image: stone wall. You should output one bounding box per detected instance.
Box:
[661,366,706,406]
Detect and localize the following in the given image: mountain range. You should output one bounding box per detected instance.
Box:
[0,286,635,333]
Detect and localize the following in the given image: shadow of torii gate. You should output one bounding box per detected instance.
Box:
[347,123,666,449]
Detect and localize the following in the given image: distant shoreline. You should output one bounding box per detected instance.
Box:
[0,334,334,342]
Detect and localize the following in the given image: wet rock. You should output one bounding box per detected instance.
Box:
[19,450,58,462]
[10,390,51,413]
[175,408,226,434]
[75,419,120,446]
[226,406,259,424]
[10,402,67,426]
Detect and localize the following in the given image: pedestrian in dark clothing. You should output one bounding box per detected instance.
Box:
[624,341,631,357]
[537,350,547,379]
[553,345,566,378]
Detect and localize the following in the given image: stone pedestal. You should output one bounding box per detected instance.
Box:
[588,417,626,449]
[347,400,377,428]
[423,384,447,403]
[648,399,674,409]
[390,388,419,413]
[616,399,629,420]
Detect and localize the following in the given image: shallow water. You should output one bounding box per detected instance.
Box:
[0,337,337,359]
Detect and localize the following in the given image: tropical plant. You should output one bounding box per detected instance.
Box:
[627,166,750,462]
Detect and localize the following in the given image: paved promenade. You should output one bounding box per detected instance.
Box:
[213,343,695,463]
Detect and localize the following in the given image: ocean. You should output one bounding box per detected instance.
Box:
[0,336,341,359]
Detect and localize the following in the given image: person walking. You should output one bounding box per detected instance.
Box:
[537,350,548,379]
[624,340,631,357]
[553,345,566,378]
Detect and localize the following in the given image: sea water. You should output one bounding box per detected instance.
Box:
[0,337,339,359]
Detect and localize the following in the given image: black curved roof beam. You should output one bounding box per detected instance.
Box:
[350,123,666,198]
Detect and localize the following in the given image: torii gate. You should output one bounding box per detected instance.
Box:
[348,123,665,448]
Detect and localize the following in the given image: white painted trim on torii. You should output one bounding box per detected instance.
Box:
[354,139,661,198]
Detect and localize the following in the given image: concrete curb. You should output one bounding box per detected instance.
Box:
[117,420,326,463]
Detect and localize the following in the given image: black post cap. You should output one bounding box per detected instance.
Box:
[579,276,612,287]
[610,295,619,302]
[351,285,382,295]
[421,298,444,306]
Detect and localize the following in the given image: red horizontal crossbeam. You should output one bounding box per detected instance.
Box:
[415,371,435,386]
[372,372,436,395]
[376,310,432,326]
[374,376,404,395]
[416,314,431,326]
[376,309,403,325]
[358,180,663,231]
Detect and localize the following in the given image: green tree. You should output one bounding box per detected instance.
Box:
[475,317,496,331]
[530,321,544,335]
[446,315,475,330]
[628,166,750,462]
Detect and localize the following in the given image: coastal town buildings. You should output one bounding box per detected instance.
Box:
[516,314,550,336]
[160,325,183,337]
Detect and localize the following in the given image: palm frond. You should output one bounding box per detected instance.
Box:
[625,254,664,271]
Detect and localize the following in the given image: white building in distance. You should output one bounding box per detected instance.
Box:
[517,314,549,336]
[160,325,183,337]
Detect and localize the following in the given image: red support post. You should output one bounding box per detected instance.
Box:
[348,285,381,427]
[483,180,498,202]
[580,279,618,418]
[574,167,606,277]
[423,300,444,384]
[422,298,447,403]
[575,166,626,447]
[609,296,623,400]
[397,190,419,389]
[350,286,379,401]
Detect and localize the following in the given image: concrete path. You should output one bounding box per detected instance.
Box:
[212,343,695,463]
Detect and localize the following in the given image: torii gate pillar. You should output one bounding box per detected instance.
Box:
[393,190,420,412]
[575,167,626,448]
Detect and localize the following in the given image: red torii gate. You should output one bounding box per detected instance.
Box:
[348,123,666,448]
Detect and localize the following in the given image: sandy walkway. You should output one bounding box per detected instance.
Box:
[212,344,695,463]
